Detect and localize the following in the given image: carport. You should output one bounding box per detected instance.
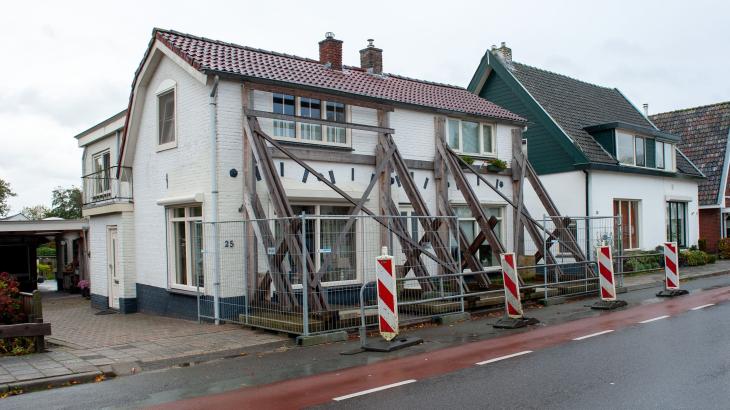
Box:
[0,219,89,293]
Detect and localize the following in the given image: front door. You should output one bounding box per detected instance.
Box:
[108,228,120,309]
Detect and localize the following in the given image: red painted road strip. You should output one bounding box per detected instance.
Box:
[146,286,730,410]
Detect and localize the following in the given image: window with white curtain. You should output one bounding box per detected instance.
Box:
[271,94,350,147]
[453,205,503,267]
[168,205,204,290]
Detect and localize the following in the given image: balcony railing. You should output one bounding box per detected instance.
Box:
[82,166,133,207]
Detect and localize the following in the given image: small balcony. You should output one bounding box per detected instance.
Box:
[82,166,133,210]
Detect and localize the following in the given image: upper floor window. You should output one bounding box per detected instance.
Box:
[92,150,111,198]
[447,118,495,156]
[617,131,675,171]
[156,79,178,151]
[655,140,675,171]
[271,93,349,147]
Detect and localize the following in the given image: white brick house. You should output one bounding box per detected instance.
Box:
[77,29,527,319]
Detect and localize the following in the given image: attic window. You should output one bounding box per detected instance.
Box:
[156,79,178,152]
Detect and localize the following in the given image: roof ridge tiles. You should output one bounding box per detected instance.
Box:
[514,61,614,91]
[650,101,730,117]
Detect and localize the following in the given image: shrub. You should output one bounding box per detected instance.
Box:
[36,247,56,256]
[689,245,698,251]
[0,272,26,325]
[680,250,708,266]
[698,238,708,253]
[651,262,660,269]
[38,264,52,275]
[460,156,475,166]
[708,254,717,264]
[719,238,730,260]
[0,338,35,356]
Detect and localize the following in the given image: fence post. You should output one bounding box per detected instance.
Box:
[456,214,464,313]
[243,221,249,325]
[301,212,309,337]
[32,290,42,322]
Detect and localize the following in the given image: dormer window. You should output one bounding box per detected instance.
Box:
[271,93,350,147]
[616,130,675,171]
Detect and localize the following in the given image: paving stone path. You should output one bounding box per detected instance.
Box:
[0,297,284,384]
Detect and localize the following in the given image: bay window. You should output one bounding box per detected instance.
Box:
[271,94,349,147]
[168,206,204,289]
[447,118,496,156]
[617,131,675,171]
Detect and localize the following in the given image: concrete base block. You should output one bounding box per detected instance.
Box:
[616,286,628,294]
[296,331,348,347]
[434,312,471,324]
[539,296,567,306]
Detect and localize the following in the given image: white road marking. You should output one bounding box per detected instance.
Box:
[691,304,714,310]
[475,350,533,365]
[333,380,417,401]
[573,330,614,341]
[639,315,669,324]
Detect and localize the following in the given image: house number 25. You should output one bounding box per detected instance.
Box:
[224,240,234,248]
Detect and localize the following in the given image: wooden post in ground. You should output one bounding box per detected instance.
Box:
[377,110,391,251]
[512,129,526,256]
[434,116,450,276]
[241,86,258,304]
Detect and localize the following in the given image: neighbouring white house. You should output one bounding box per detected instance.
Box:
[467,43,705,252]
[75,29,529,319]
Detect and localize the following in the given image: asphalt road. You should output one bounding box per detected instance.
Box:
[5,273,730,410]
[313,296,730,410]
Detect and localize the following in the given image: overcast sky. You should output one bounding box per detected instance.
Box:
[1,0,729,213]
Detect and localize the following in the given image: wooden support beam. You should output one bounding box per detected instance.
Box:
[313,142,397,284]
[244,109,395,134]
[377,111,391,250]
[241,86,258,302]
[249,117,457,272]
[243,81,395,112]
[438,194,490,288]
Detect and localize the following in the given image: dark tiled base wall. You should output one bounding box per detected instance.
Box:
[90,293,108,310]
[136,283,199,321]
[90,293,137,314]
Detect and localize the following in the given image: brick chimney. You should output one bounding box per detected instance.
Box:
[319,32,343,71]
[359,39,383,75]
[491,42,513,70]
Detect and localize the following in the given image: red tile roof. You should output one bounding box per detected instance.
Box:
[651,102,730,205]
[153,29,526,122]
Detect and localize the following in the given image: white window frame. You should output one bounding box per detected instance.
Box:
[273,203,362,287]
[91,149,111,200]
[616,130,676,172]
[654,140,676,172]
[270,93,352,148]
[447,118,497,157]
[156,79,178,152]
[167,205,203,291]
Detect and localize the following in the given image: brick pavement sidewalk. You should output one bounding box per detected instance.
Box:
[0,297,284,385]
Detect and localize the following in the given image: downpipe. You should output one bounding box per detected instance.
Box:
[210,76,221,324]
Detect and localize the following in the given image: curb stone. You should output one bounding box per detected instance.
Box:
[0,371,102,394]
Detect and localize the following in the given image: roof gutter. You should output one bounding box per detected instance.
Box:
[200,69,530,127]
[573,162,706,181]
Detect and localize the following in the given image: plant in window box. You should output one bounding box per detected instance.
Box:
[459,156,475,169]
[486,158,507,172]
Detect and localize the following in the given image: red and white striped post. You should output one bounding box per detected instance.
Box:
[591,246,627,309]
[494,253,539,328]
[598,246,616,301]
[664,242,679,289]
[376,246,398,341]
[501,253,523,318]
[657,242,688,297]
